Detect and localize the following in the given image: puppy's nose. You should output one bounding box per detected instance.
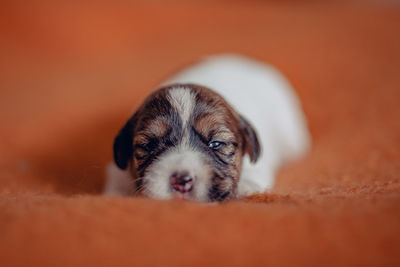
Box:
[170,171,193,193]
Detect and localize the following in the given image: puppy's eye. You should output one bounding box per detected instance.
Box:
[135,139,158,153]
[208,141,225,150]
[134,151,146,160]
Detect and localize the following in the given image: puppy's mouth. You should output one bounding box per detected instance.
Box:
[170,188,231,202]
[171,192,192,201]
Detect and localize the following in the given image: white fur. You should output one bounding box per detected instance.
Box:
[165,54,311,196]
[143,146,211,201]
[167,87,195,128]
[166,87,196,146]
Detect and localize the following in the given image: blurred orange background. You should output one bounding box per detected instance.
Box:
[1,1,400,266]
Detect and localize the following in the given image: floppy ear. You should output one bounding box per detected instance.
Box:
[113,114,138,170]
[239,115,261,163]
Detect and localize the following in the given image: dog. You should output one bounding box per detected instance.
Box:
[104,54,310,202]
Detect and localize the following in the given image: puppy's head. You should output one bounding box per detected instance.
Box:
[113,84,260,202]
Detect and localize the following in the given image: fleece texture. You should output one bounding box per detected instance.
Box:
[1,1,399,266]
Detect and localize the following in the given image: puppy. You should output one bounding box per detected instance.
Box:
[104,54,310,202]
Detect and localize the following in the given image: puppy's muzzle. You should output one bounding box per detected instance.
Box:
[170,171,193,193]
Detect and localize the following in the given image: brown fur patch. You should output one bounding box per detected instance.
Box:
[133,119,169,146]
[194,113,235,142]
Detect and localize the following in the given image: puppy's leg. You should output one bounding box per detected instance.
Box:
[104,162,135,196]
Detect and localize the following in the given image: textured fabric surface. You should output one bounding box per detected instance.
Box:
[1,2,399,266]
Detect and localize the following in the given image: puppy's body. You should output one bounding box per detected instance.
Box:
[105,54,310,201]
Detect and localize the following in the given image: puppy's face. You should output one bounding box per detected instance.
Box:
[114,84,260,202]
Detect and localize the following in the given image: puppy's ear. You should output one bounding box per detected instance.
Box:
[113,114,138,170]
[239,115,261,163]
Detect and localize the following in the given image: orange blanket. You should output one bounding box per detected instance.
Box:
[1,2,399,266]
